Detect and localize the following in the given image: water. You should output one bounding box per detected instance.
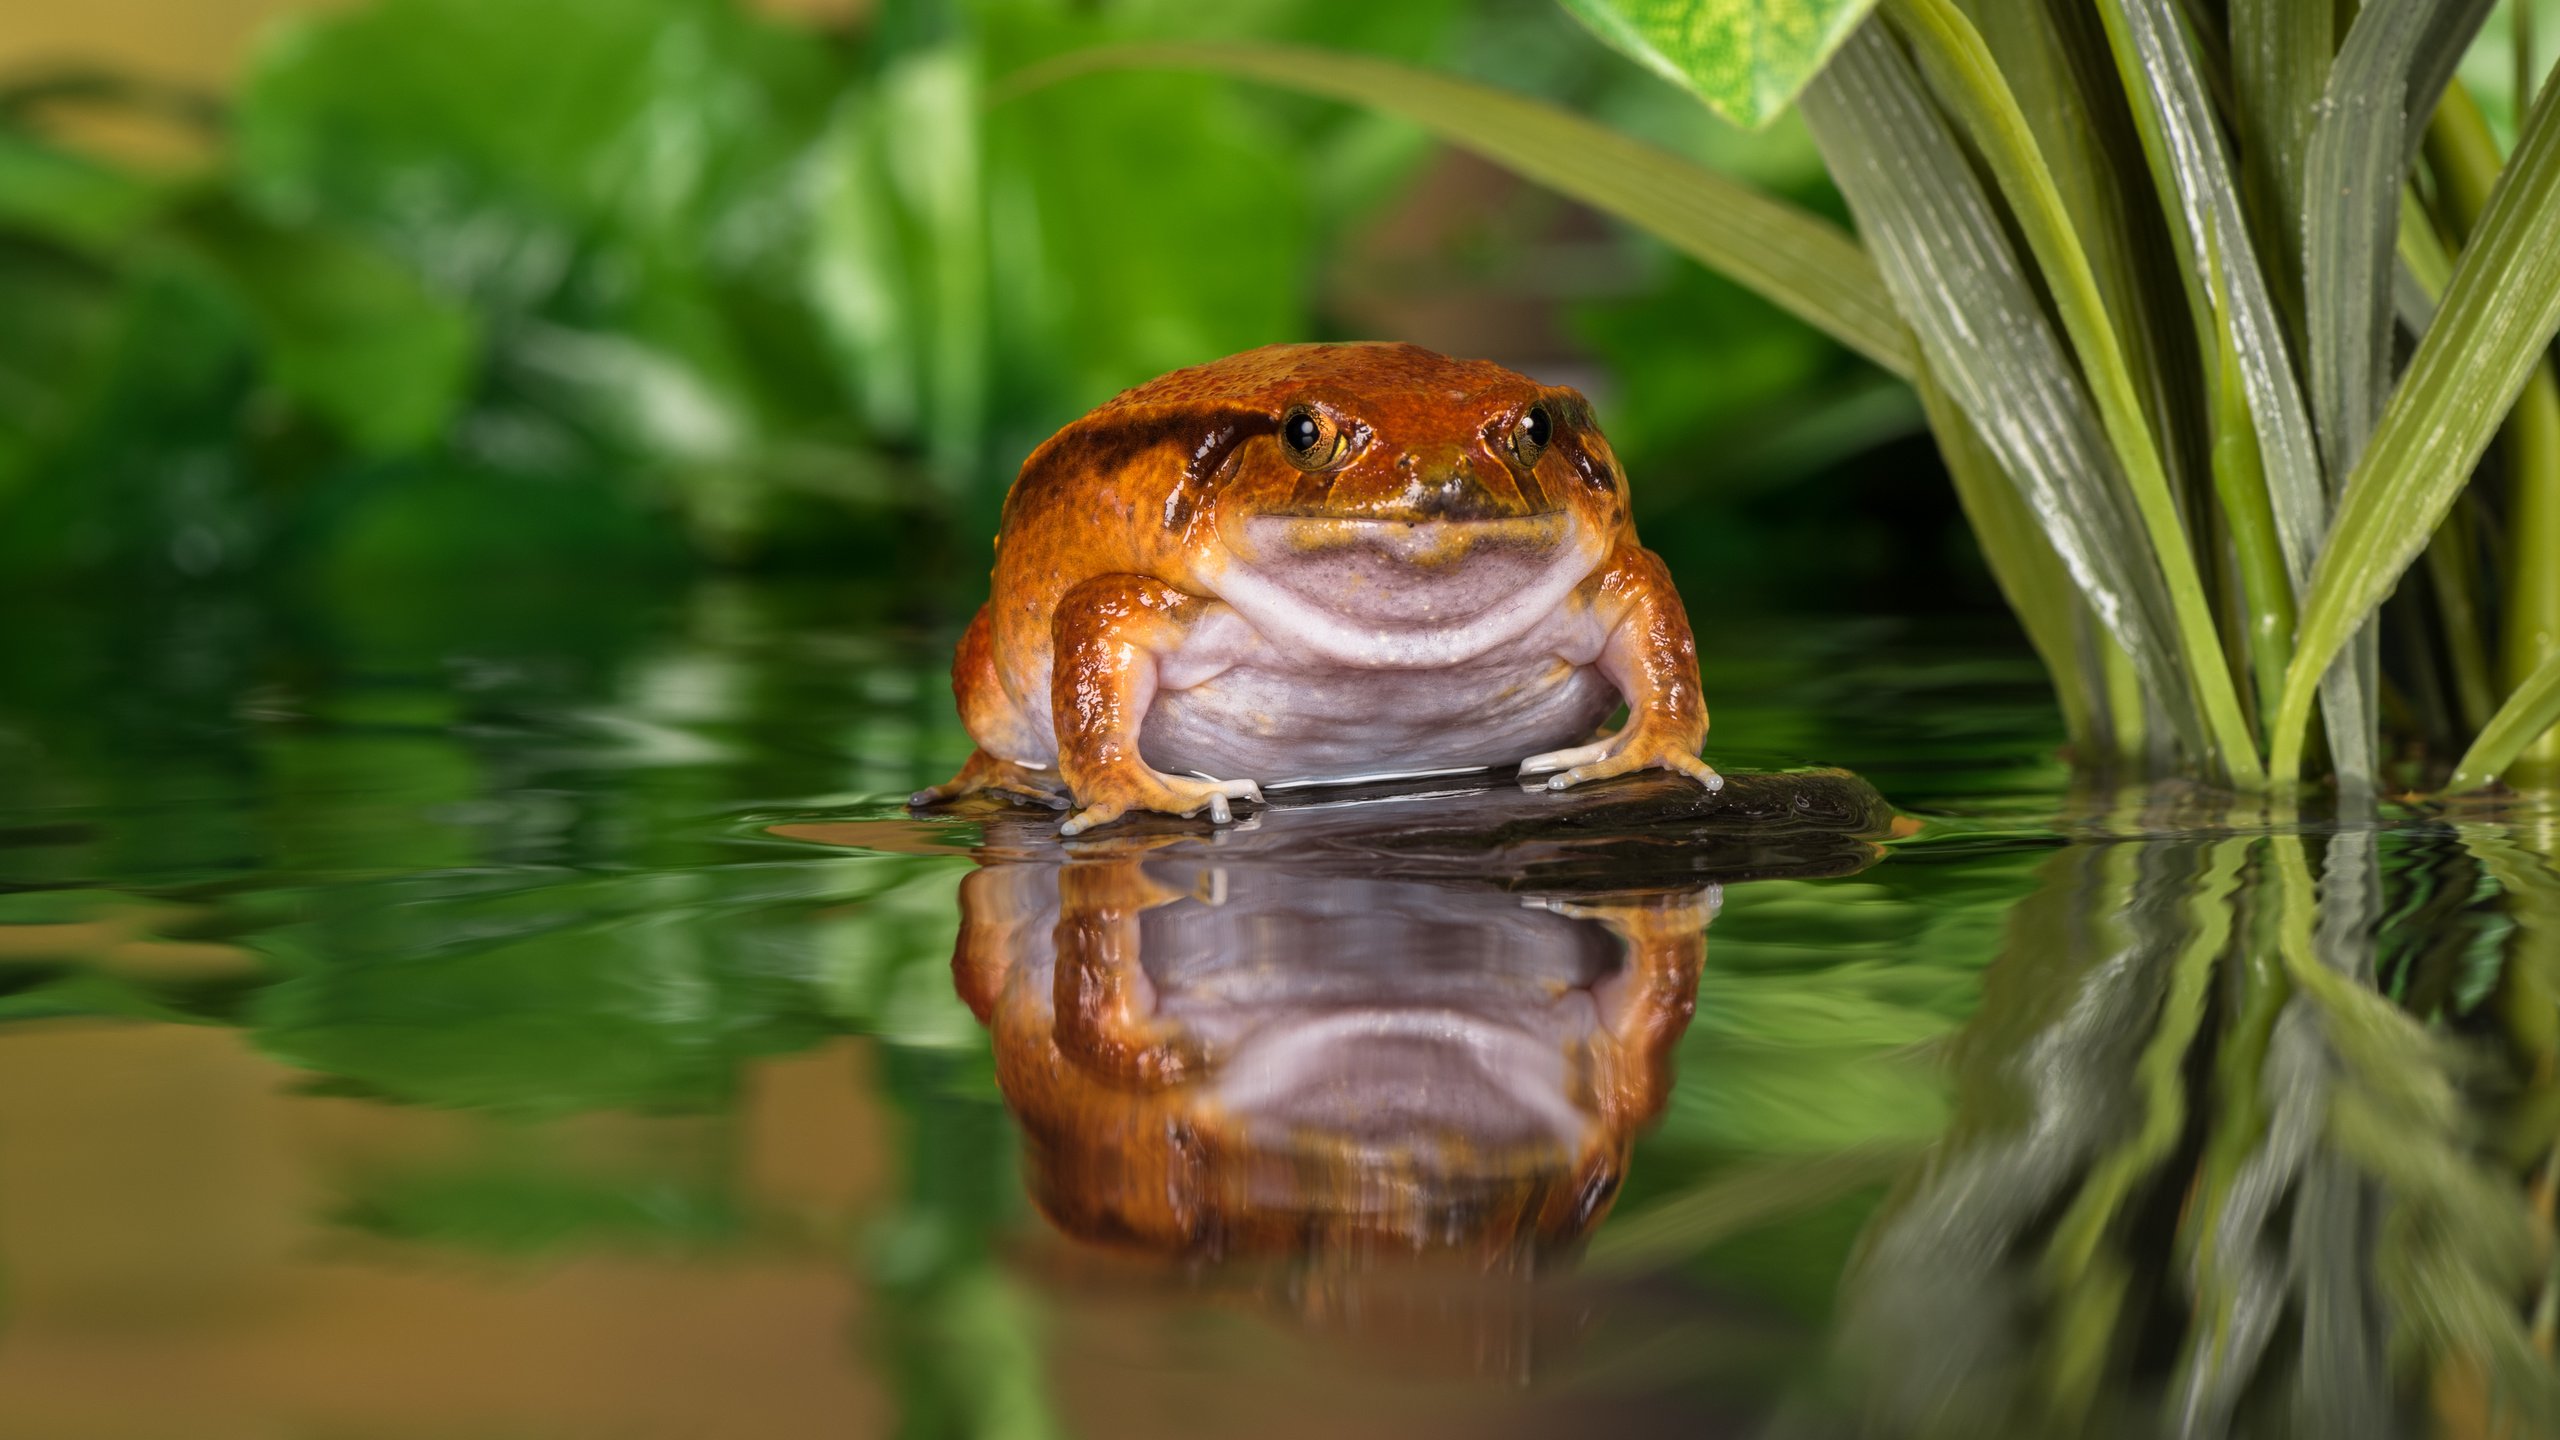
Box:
[3,575,2555,1437]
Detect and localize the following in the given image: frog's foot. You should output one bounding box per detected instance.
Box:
[911,750,1071,811]
[1520,731,1722,794]
[1060,769,1263,836]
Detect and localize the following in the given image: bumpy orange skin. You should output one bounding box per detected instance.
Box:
[914,342,1714,829]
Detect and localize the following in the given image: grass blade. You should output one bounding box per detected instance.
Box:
[1799,22,2226,772]
[2098,0,2377,793]
[2230,0,2331,329]
[1885,0,2258,780]
[2448,653,2560,794]
[2273,73,2560,786]
[1001,41,1911,378]
[2302,0,2489,475]
[1915,359,2111,757]
[2429,85,2560,784]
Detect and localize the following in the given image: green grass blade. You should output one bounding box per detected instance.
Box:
[1001,41,1911,378]
[2206,248,2293,741]
[2429,85,2560,783]
[1557,0,1880,131]
[2230,0,2331,328]
[2408,0,2504,167]
[2272,73,2560,786]
[2448,653,2560,793]
[1961,0,2194,492]
[2501,373,2560,784]
[1799,23,2227,773]
[1885,0,2258,780]
[1915,359,2110,757]
[2097,0,2375,792]
[2302,0,2489,475]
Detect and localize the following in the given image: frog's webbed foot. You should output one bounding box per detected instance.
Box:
[1060,770,1263,836]
[911,750,1071,811]
[1520,731,1722,794]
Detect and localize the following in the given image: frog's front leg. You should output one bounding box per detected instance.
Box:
[1052,574,1263,835]
[1521,545,1722,793]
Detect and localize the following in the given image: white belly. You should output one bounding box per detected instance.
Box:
[1137,612,1618,784]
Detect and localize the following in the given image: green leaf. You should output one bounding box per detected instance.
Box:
[2229,0,2332,323]
[2302,0,2491,474]
[1558,0,1882,130]
[2273,70,2560,785]
[162,196,479,455]
[1882,0,2260,782]
[2448,652,2560,792]
[1798,25,2236,774]
[1006,41,1911,378]
[2096,0,2372,790]
[1914,360,2110,758]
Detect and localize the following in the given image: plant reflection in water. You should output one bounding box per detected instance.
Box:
[1797,800,2560,1439]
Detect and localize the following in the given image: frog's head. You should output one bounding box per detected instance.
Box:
[1134,343,1628,630]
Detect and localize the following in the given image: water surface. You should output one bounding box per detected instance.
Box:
[3,576,2553,1437]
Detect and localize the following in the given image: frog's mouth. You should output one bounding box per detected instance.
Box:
[1221,511,1594,634]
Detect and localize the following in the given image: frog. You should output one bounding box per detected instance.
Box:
[913,341,1720,834]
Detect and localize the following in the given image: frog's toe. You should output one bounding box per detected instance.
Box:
[1520,741,1612,778]
[1059,801,1126,837]
[1187,774,1264,825]
[1667,753,1725,792]
[1540,742,1721,793]
[1060,773,1261,834]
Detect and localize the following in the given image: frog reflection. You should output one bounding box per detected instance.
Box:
[946,791,1730,1261]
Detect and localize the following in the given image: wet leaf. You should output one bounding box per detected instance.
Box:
[2274,72,2560,783]
[1797,25,2237,773]
[2448,651,2560,792]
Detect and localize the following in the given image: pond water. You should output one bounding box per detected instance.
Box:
[2,574,2554,1438]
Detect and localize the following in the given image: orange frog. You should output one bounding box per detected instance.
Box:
[916,342,1719,833]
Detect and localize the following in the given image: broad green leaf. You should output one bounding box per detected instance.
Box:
[2447,651,2560,792]
[1559,0,1881,130]
[163,196,479,456]
[2272,72,2560,785]
[1798,25,2228,773]
[1012,41,1911,378]
[1883,0,2259,782]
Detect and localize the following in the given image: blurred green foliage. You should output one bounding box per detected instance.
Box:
[0,0,1928,607]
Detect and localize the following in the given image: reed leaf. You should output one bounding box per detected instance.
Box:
[1557,0,1880,129]
[1799,23,2232,773]
[2302,0,2490,477]
[2447,654,2560,794]
[2273,74,2560,786]
[2097,0,2376,793]
[1963,0,2197,487]
[1887,0,2259,777]
[1001,41,1911,378]
[1915,360,2109,757]
[2230,0,2331,326]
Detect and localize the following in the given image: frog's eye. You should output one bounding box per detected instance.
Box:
[1279,406,1345,470]
[1511,404,1554,467]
